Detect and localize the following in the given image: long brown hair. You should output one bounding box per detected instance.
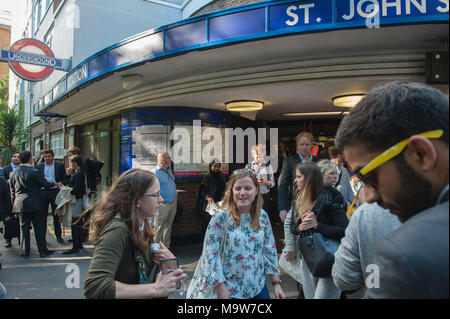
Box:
[89,169,157,255]
[220,171,263,231]
[294,162,323,221]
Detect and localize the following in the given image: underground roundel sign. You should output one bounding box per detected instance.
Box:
[8,38,56,81]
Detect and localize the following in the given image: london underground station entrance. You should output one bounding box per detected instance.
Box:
[34,1,448,247]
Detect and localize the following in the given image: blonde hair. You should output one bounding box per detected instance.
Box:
[296,132,314,143]
[220,171,263,231]
[317,159,339,175]
[251,144,266,155]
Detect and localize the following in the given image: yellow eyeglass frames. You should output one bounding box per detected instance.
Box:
[354,129,444,190]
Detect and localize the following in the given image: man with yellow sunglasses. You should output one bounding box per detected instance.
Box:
[335,81,448,299]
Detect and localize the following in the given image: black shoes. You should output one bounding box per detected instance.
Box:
[20,253,30,258]
[40,250,55,257]
[62,248,80,255]
[56,237,64,243]
[5,240,12,248]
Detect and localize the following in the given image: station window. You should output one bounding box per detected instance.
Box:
[44,25,53,49]
[34,0,42,32]
[50,130,64,159]
[34,136,43,156]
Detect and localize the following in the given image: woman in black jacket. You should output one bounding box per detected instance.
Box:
[63,155,87,254]
[289,161,348,299]
[195,160,227,241]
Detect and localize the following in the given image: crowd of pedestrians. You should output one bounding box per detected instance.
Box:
[0,81,448,299]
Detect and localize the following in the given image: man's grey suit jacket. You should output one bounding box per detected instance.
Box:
[365,195,449,299]
[10,165,55,213]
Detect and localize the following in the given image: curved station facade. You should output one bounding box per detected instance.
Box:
[17,0,449,244]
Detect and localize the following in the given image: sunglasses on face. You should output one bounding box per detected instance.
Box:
[232,168,255,175]
[353,130,443,190]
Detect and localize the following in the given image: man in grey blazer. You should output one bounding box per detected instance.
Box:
[1,151,21,248]
[10,151,57,257]
[335,81,449,298]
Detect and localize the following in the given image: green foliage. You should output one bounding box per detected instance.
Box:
[0,75,8,112]
[0,76,28,165]
[1,147,15,167]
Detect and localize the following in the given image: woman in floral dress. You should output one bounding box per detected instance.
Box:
[189,169,285,299]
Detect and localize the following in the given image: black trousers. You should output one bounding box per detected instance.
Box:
[70,218,83,249]
[20,211,47,255]
[41,189,62,240]
[261,192,278,222]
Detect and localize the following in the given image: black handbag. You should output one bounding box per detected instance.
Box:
[297,191,341,278]
[297,229,340,278]
[3,215,20,240]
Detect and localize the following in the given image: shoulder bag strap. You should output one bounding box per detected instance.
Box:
[345,189,360,220]
[161,168,176,183]
[84,173,90,194]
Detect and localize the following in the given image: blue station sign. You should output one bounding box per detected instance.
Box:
[33,0,449,115]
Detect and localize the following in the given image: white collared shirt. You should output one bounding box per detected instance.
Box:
[298,153,313,162]
[44,163,56,183]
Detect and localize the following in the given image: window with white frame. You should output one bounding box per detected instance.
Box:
[34,0,42,32]
[34,136,43,156]
[44,25,53,49]
[50,130,64,159]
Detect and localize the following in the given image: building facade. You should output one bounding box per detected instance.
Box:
[7,0,450,245]
[0,9,11,79]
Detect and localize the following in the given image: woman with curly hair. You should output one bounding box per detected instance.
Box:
[84,169,186,299]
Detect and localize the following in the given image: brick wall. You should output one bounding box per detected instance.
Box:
[30,118,65,156]
[171,180,204,245]
[192,0,263,16]
[0,26,11,80]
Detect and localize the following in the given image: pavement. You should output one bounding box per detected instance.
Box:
[0,216,300,299]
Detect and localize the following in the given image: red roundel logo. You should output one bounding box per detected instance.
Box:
[8,38,55,81]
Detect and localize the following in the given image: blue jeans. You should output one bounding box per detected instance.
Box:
[253,284,270,299]
[231,284,270,299]
[0,282,6,299]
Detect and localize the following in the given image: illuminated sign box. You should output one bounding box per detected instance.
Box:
[33,0,449,115]
[210,9,265,41]
[165,20,207,51]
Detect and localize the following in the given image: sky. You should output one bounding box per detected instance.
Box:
[0,0,16,13]
[0,0,18,27]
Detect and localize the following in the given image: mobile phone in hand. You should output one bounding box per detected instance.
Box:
[161,258,179,274]
[161,258,180,288]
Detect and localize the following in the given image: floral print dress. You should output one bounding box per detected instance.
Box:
[199,208,280,299]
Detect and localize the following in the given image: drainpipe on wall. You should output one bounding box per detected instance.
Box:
[29,0,35,152]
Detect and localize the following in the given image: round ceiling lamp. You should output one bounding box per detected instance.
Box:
[225,100,264,112]
[332,94,365,108]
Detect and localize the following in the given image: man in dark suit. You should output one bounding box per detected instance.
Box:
[0,176,12,217]
[10,151,57,258]
[2,151,20,181]
[0,175,12,236]
[1,151,21,248]
[336,81,448,298]
[278,132,318,223]
[36,149,68,243]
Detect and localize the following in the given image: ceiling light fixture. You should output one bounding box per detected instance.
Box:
[122,74,144,90]
[332,94,365,108]
[225,100,264,112]
[282,111,348,117]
